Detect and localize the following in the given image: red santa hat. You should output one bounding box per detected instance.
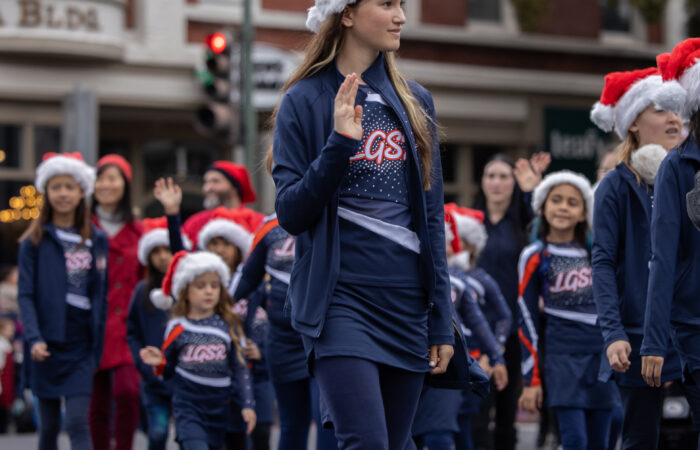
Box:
[137,217,192,266]
[97,154,132,183]
[443,211,462,254]
[445,203,488,254]
[532,170,594,226]
[590,67,664,140]
[651,38,700,120]
[149,250,231,310]
[197,207,254,257]
[35,152,96,197]
[207,161,257,204]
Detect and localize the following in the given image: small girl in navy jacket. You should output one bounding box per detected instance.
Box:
[140,251,255,450]
[517,171,618,449]
[18,153,108,450]
[126,217,175,450]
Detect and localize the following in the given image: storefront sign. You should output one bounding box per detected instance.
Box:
[544,106,612,181]
[0,0,124,57]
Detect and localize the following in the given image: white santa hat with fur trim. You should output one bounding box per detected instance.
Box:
[651,38,700,121]
[149,250,231,310]
[138,217,192,266]
[197,217,252,258]
[35,152,96,197]
[452,211,488,255]
[532,171,594,226]
[590,67,665,141]
[306,0,358,32]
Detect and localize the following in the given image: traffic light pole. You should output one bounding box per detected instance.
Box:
[241,0,258,205]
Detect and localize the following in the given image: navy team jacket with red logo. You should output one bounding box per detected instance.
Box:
[271,53,453,347]
[517,240,602,387]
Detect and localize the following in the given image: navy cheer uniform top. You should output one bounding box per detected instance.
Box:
[518,240,617,409]
[312,84,429,372]
[233,215,308,384]
[157,315,254,446]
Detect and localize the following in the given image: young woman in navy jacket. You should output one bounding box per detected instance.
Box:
[18,153,108,450]
[233,212,338,450]
[590,67,688,448]
[269,1,454,447]
[126,217,175,450]
[518,171,618,450]
[640,39,700,433]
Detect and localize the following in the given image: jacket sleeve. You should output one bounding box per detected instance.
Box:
[458,287,504,366]
[591,178,628,348]
[479,272,512,346]
[17,239,43,349]
[234,231,270,302]
[641,157,681,358]
[231,345,255,410]
[517,248,542,387]
[271,92,359,236]
[126,283,161,385]
[166,214,186,253]
[421,90,454,346]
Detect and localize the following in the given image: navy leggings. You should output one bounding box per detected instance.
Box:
[38,396,92,450]
[273,377,337,450]
[556,408,612,450]
[314,356,425,450]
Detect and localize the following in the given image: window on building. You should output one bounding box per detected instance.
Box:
[441,144,458,183]
[600,0,632,32]
[34,126,61,166]
[0,125,23,169]
[469,0,501,21]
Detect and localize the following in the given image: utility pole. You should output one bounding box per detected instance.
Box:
[62,85,98,165]
[241,0,258,203]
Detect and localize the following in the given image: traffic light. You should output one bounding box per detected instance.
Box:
[195,31,236,138]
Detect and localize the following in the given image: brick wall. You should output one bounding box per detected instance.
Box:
[421,0,467,26]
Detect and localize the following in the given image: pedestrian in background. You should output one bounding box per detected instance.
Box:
[127,217,175,450]
[18,152,108,450]
[90,154,143,450]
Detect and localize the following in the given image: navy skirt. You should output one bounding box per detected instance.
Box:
[266,325,308,384]
[173,391,228,446]
[310,282,430,373]
[545,351,619,409]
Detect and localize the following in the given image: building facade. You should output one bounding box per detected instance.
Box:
[0,0,689,262]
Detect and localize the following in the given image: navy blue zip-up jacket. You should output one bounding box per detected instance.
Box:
[127,279,172,398]
[271,54,453,345]
[593,163,655,348]
[18,223,109,365]
[642,139,700,361]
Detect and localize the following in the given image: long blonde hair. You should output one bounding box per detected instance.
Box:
[266,2,435,189]
[615,133,642,184]
[172,286,246,365]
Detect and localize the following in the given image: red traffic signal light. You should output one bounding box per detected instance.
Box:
[207,32,228,54]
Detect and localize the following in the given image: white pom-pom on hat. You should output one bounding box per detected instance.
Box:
[532,170,594,226]
[590,102,614,133]
[306,0,358,32]
[629,144,668,186]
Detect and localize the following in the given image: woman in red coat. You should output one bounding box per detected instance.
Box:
[90,154,142,450]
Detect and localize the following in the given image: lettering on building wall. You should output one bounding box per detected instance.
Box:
[549,129,608,160]
[0,0,101,31]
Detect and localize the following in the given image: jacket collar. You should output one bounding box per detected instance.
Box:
[616,162,652,220]
[679,136,700,164]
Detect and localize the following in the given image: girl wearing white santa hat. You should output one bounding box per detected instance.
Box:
[269,0,456,447]
[590,64,694,447]
[18,152,108,450]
